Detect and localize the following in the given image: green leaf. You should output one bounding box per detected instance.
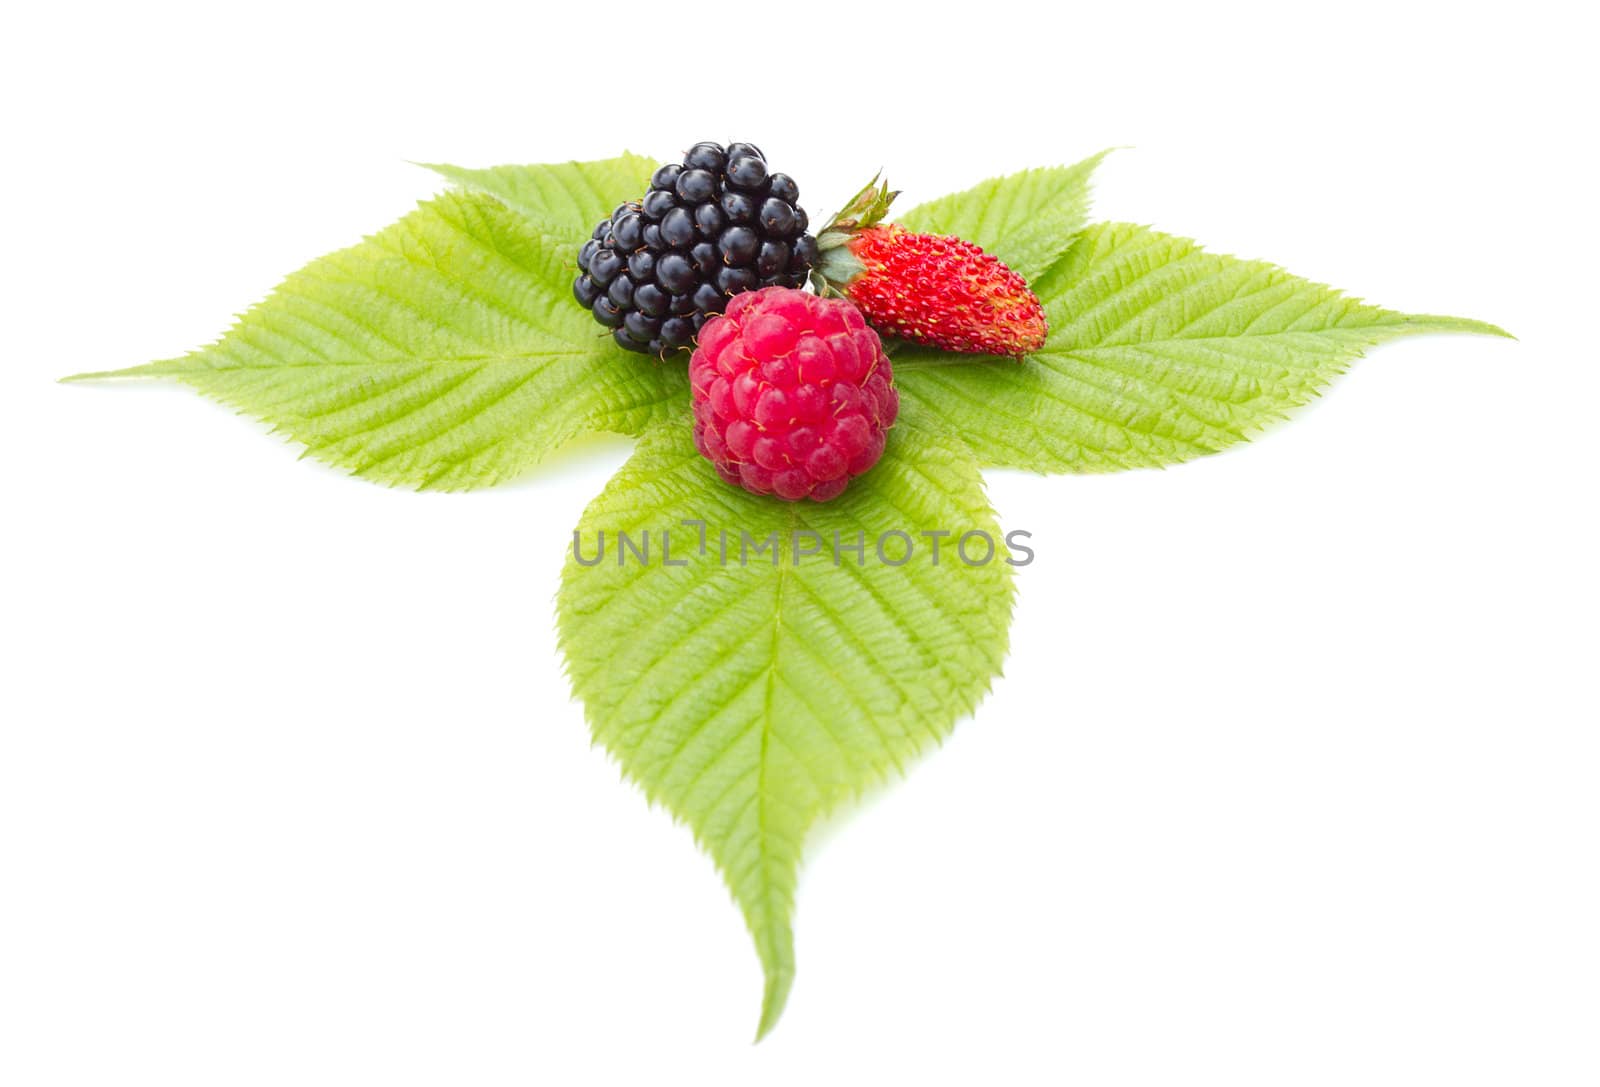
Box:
[895,149,1111,280]
[894,221,1509,474]
[68,145,1508,1039]
[558,421,1014,1038]
[425,152,659,246]
[69,187,685,490]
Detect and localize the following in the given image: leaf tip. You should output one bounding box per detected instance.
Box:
[61,359,188,384]
[753,964,795,1043]
[59,364,156,383]
[1406,314,1516,341]
[414,160,473,187]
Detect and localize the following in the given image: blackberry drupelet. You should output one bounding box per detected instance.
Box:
[573,142,819,357]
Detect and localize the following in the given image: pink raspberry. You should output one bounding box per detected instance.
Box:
[690,287,898,502]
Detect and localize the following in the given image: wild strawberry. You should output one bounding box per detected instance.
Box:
[690,287,897,502]
[811,176,1047,357]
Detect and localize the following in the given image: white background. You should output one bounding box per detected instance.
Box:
[2,2,1595,1083]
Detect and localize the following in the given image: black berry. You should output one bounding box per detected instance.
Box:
[718,226,759,266]
[758,198,797,237]
[650,164,681,190]
[690,242,719,276]
[627,250,656,281]
[656,253,696,294]
[791,235,819,271]
[572,141,818,356]
[675,169,717,204]
[767,173,799,204]
[725,154,768,191]
[613,328,648,354]
[756,240,789,277]
[694,201,727,237]
[716,266,757,294]
[692,282,723,313]
[592,296,624,328]
[661,316,695,347]
[623,310,660,343]
[720,190,756,223]
[683,142,727,173]
[641,189,676,221]
[611,210,644,250]
[634,282,669,317]
[660,207,696,249]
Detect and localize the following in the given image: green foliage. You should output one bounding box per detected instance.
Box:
[70,146,1506,1037]
[895,222,1508,473]
[424,153,660,247]
[558,421,1013,1037]
[71,189,685,489]
[895,149,1111,280]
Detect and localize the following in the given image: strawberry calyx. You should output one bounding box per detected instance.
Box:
[811,173,901,296]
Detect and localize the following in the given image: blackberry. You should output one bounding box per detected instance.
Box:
[572,142,816,356]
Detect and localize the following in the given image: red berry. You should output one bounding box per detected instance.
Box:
[689,287,897,501]
[810,176,1048,358]
[844,225,1047,357]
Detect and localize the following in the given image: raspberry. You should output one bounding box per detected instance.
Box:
[690,288,897,502]
[573,142,820,358]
